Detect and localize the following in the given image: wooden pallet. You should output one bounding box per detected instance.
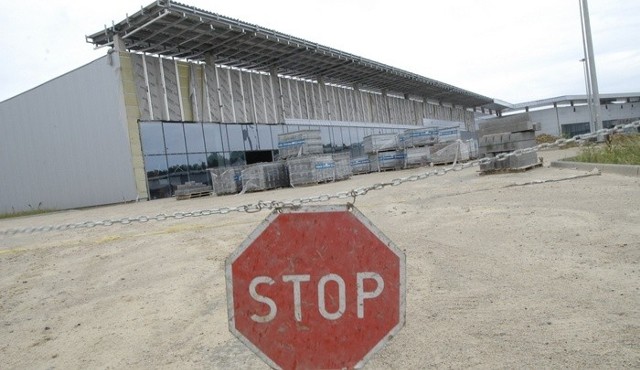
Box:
[175,190,213,200]
[479,162,543,176]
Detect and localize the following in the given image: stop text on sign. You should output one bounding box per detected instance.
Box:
[250,272,384,322]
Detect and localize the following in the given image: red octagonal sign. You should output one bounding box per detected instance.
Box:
[226,205,406,369]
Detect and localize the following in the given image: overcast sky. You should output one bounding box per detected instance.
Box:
[1,0,638,103]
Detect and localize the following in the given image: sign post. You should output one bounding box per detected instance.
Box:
[226,205,406,370]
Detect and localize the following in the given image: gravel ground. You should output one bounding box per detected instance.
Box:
[1,148,639,369]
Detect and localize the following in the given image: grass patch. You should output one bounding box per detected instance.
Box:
[0,209,53,220]
[571,134,640,165]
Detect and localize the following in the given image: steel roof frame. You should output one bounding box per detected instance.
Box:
[87,0,495,108]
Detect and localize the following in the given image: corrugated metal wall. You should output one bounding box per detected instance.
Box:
[129,54,475,129]
[0,55,137,214]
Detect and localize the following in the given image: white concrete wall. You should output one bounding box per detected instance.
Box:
[521,103,640,136]
[0,55,137,214]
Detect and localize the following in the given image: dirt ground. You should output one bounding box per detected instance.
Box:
[1,148,639,369]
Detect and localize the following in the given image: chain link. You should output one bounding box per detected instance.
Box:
[2,121,638,236]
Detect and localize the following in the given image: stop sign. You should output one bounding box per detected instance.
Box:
[226,205,406,369]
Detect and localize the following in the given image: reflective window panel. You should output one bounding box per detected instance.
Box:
[163,122,187,154]
[184,122,206,153]
[203,123,225,152]
[140,122,165,155]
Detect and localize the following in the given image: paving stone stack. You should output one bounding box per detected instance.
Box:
[350,156,371,175]
[277,130,323,159]
[404,146,431,167]
[241,162,289,192]
[209,167,244,195]
[364,134,405,172]
[398,127,438,149]
[287,154,336,186]
[431,141,471,164]
[477,114,541,172]
[174,181,212,200]
[332,152,353,181]
[369,150,406,172]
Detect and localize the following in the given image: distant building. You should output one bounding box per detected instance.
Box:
[481,94,640,137]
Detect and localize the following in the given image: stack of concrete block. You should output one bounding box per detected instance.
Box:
[209,167,243,195]
[174,181,212,200]
[277,130,323,159]
[241,162,289,192]
[350,156,371,175]
[363,134,399,154]
[398,127,438,148]
[437,127,462,143]
[369,150,406,172]
[404,146,431,167]
[332,152,353,181]
[477,114,541,172]
[431,141,470,164]
[287,155,336,186]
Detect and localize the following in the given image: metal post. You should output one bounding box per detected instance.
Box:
[580,58,594,131]
[579,0,602,132]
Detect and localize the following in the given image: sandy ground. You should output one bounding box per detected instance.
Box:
[1,148,639,369]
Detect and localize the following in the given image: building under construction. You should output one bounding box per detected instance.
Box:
[2,1,638,213]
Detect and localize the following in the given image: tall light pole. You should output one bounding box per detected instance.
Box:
[579,0,603,132]
[580,58,594,130]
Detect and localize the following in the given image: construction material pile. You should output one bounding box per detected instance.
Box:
[209,167,243,195]
[174,181,212,200]
[477,114,541,173]
[287,155,336,187]
[277,130,323,159]
[241,162,289,192]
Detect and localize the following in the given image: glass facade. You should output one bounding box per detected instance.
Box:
[140,121,407,199]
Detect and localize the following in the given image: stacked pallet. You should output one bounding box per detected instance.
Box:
[241,162,289,193]
[404,146,431,167]
[350,156,371,175]
[369,150,406,172]
[174,181,212,200]
[363,134,399,154]
[364,134,403,172]
[288,155,336,187]
[209,167,243,195]
[431,141,471,165]
[277,130,323,159]
[477,115,541,173]
[398,127,438,148]
[332,152,353,181]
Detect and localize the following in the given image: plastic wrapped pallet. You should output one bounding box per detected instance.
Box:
[351,156,371,175]
[369,150,406,172]
[287,155,336,186]
[437,127,461,143]
[241,162,288,193]
[431,141,465,164]
[398,127,438,148]
[363,134,399,154]
[332,152,353,181]
[277,130,323,159]
[404,146,431,167]
[209,167,243,195]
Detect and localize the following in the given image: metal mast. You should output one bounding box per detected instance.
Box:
[579,0,603,132]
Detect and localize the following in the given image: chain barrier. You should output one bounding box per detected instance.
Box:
[1,122,638,236]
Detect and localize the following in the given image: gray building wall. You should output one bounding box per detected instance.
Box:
[0,56,138,214]
[509,102,640,137]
